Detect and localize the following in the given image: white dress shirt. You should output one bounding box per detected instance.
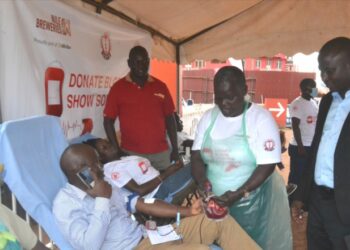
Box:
[315,90,350,188]
[53,183,143,250]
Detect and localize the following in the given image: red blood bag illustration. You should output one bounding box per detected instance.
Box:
[45,66,64,117]
[81,118,93,135]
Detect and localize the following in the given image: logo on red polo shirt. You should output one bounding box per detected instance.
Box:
[111,171,120,180]
[264,139,275,151]
[154,93,165,99]
[138,161,149,174]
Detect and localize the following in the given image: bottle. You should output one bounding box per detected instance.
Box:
[205,197,228,221]
[201,180,228,221]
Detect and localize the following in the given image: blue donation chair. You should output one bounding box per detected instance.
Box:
[0,115,73,249]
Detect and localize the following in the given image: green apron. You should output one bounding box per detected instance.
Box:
[200,104,292,250]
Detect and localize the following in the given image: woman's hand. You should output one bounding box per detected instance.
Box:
[189,198,203,216]
[212,190,241,207]
[198,180,213,199]
[291,200,306,224]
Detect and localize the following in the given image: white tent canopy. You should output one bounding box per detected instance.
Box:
[67,0,350,63]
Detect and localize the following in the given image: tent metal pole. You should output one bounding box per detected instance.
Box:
[0,101,2,123]
[175,44,180,111]
[83,0,176,46]
[96,0,113,14]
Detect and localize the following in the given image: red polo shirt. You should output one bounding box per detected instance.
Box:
[104,75,175,154]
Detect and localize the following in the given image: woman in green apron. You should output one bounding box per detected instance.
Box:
[191,66,292,250]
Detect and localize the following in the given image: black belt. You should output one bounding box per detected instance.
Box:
[315,185,334,199]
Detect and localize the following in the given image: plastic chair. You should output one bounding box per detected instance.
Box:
[0,115,73,249]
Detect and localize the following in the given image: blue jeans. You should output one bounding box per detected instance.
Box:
[154,164,192,201]
[288,144,311,185]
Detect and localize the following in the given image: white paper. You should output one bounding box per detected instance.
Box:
[146,225,181,245]
[48,80,60,105]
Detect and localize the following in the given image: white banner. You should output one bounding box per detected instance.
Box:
[0,0,152,138]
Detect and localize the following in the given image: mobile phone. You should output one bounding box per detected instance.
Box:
[76,168,94,189]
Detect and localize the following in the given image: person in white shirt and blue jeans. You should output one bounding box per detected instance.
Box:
[288,78,319,197]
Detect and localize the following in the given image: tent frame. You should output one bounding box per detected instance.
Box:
[81,0,264,108]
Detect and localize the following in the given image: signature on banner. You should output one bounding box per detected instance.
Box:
[61,120,82,137]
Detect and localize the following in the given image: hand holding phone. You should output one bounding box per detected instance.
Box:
[88,180,112,199]
[78,168,112,198]
[77,168,94,189]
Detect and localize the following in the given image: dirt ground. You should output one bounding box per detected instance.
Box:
[279,128,308,250]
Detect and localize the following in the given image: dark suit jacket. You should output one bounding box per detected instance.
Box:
[295,92,350,225]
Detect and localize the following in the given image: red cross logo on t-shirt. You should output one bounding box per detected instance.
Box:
[264,139,275,151]
[138,161,149,174]
[307,116,313,124]
[111,172,120,180]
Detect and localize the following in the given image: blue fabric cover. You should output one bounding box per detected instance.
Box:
[209,244,223,250]
[0,115,73,249]
[69,133,97,144]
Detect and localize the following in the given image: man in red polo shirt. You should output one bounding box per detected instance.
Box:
[103,46,179,171]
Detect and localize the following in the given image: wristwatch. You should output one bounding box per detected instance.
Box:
[242,188,250,198]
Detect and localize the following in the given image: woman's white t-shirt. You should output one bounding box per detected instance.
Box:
[104,156,160,199]
[192,103,281,165]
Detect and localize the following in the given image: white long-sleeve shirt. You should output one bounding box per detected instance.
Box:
[52,183,142,250]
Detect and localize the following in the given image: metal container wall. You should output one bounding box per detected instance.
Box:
[182,69,315,104]
[245,70,316,103]
[182,69,215,104]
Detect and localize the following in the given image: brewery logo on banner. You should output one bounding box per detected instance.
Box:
[36,14,71,36]
[34,14,72,49]
[101,32,111,60]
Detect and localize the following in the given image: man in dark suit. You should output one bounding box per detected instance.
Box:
[292,37,350,250]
